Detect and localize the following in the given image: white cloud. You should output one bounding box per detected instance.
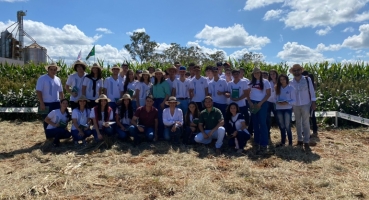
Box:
[195,24,270,49]
[244,0,284,10]
[342,24,369,49]
[277,42,333,62]
[315,43,341,52]
[342,27,355,32]
[315,26,331,36]
[96,28,113,34]
[0,20,131,65]
[126,28,146,36]
[263,9,283,21]
[155,43,172,54]
[279,34,284,42]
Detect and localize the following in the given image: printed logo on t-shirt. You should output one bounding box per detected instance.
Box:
[252,83,262,90]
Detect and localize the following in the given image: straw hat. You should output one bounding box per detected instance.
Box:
[141,70,151,77]
[252,67,261,74]
[75,95,90,103]
[289,64,304,74]
[72,60,87,71]
[95,94,111,103]
[120,93,132,101]
[90,63,103,71]
[45,62,61,71]
[152,68,166,76]
[165,96,180,105]
[109,64,122,73]
[166,65,177,72]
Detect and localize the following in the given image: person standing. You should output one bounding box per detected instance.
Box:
[118,63,129,83]
[121,69,139,111]
[289,64,316,150]
[208,66,228,116]
[135,70,152,108]
[65,60,87,110]
[36,62,64,131]
[302,70,318,137]
[82,63,103,109]
[189,65,209,111]
[266,69,279,138]
[205,66,214,84]
[166,66,177,90]
[103,64,122,113]
[172,66,190,116]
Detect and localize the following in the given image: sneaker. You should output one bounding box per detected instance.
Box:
[216,148,222,155]
[304,143,311,151]
[296,141,303,146]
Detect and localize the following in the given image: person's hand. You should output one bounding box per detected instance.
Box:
[72,92,78,97]
[103,122,110,127]
[97,133,103,140]
[171,125,176,132]
[217,90,223,95]
[120,126,126,131]
[40,103,46,111]
[207,130,214,138]
[137,126,144,132]
[78,131,84,137]
[311,102,317,111]
[224,93,230,98]
[190,122,197,127]
[160,103,165,109]
[190,127,196,132]
[231,131,237,138]
[202,132,208,139]
[256,102,262,108]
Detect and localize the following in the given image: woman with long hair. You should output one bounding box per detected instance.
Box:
[247,67,271,154]
[135,70,152,108]
[225,102,250,153]
[115,94,134,140]
[82,63,103,109]
[274,74,296,147]
[44,99,72,147]
[71,95,92,145]
[183,101,200,145]
[90,94,114,142]
[266,69,279,138]
[122,69,138,111]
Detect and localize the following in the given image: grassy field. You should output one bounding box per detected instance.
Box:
[0,121,368,199]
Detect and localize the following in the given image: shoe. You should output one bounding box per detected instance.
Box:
[304,143,311,151]
[216,148,221,155]
[275,143,285,148]
[256,146,267,155]
[310,132,318,138]
[236,149,243,154]
[296,141,303,146]
[309,141,317,146]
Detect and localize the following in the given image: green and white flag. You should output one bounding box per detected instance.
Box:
[86,45,95,60]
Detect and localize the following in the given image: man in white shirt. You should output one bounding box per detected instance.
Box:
[208,66,228,116]
[36,62,64,131]
[119,63,129,83]
[65,60,87,110]
[172,66,190,115]
[166,66,177,89]
[174,61,181,78]
[103,64,122,113]
[205,66,214,83]
[189,65,209,111]
[188,63,196,80]
[289,64,317,150]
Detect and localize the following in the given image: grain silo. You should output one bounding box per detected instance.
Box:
[23,42,47,65]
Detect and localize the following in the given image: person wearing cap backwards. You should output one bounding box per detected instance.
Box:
[65,60,88,110]
[119,63,129,83]
[172,66,191,115]
[82,63,103,109]
[36,62,64,131]
[194,96,225,154]
[189,65,209,111]
[103,64,123,113]
[225,69,250,127]
[289,64,316,151]
[208,66,228,116]
[163,96,183,145]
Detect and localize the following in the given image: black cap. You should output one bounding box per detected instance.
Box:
[189,63,195,67]
[212,67,219,71]
[216,62,223,67]
[232,69,240,74]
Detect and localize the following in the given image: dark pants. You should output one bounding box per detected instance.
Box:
[195,102,204,112]
[240,105,250,128]
[276,109,293,145]
[42,102,61,131]
[154,98,165,138]
[71,129,92,142]
[266,101,279,135]
[92,127,114,142]
[213,102,227,117]
[45,127,71,145]
[128,125,154,145]
[116,124,130,140]
[228,131,251,150]
[251,100,268,147]
[244,100,253,133]
[311,109,318,133]
[183,126,197,145]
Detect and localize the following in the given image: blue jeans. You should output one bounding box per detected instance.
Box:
[132,100,137,112]
[251,100,268,147]
[154,98,165,138]
[176,99,189,116]
[183,126,197,145]
[42,102,61,131]
[228,131,251,150]
[109,102,118,114]
[116,124,130,140]
[276,109,293,145]
[213,102,227,117]
[128,125,154,145]
[71,129,92,142]
[239,105,250,127]
[45,127,71,145]
[164,125,182,144]
[92,126,114,142]
[266,101,279,135]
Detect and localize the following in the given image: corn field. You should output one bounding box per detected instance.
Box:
[1,60,369,125]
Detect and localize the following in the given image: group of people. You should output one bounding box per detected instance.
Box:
[36,60,317,154]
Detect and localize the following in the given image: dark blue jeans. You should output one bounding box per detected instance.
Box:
[42,102,61,131]
[213,102,227,117]
[183,126,197,145]
[109,102,118,114]
[92,126,114,142]
[266,101,279,135]
[128,125,154,145]
[164,125,182,145]
[240,105,250,127]
[154,98,165,138]
[71,129,92,142]
[45,127,71,145]
[276,109,293,145]
[251,100,268,147]
[311,109,318,133]
[228,131,251,150]
[116,124,130,140]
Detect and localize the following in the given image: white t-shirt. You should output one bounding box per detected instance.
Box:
[71,108,90,130]
[190,76,208,102]
[229,113,245,131]
[36,74,63,103]
[249,79,271,101]
[227,80,249,107]
[118,74,126,85]
[166,78,176,89]
[115,108,131,125]
[136,82,152,100]
[121,80,138,100]
[172,78,190,98]
[208,78,228,104]
[104,76,122,101]
[46,109,68,129]
[90,108,114,129]
[267,81,276,102]
[66,73,87,102]
[206,77,214,84]
[82,77,103,100]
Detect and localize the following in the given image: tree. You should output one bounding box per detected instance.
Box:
[124,32,158,63]
[240,52,264,64]
[208,51,226,63]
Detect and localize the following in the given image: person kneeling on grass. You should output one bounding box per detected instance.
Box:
[194,96,225,154]
[115,94,134,140]
[225,103,251,153]
[71,95,92,146]
[90,94,114,142]
[163,96,183,145]
[129,95,158,146]
[44,99,72,147]
[183,101,200,145]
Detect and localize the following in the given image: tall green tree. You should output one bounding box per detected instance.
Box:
[124,32,158,63]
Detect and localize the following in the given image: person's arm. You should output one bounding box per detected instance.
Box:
[59,92,64,100]
[102,79,108,96]
[162,109,174,126]
[45,116,58,127]
[198,122,208,139]
[208,119,224,138]
[171,88,176,97]
[82,78,88,96]
[256,88,271,108]
[308,77,317,110]
[36,91,45,110]
[115,112,125,130]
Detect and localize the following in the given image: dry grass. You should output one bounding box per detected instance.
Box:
[0,121,369,200]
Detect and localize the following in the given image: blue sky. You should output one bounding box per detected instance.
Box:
[0,0,369,65]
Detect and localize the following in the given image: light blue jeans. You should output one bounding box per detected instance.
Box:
[176,99,189,116]
[293,104,311,143]
[194,127,225,148]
